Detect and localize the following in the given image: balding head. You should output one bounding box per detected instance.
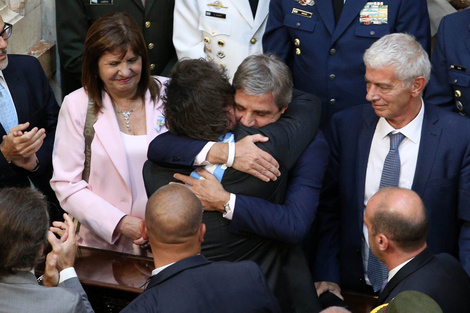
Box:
[365,187,428,252]
[320,306,351,313]
[145,184,203,245]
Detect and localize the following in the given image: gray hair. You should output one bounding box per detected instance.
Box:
[363,33,431,88]
[233,54,293,109]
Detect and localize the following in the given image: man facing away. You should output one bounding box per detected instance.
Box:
[364,187,470,313]
[0,188,93,313]
[122,184,281,313]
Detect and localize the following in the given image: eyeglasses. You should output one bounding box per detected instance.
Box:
[0,23,12,40]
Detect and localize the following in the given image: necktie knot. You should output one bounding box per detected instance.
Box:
[389,132,404,150]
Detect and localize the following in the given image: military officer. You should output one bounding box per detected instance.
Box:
[263,0,431,128]
[173,0,269,81]
[56,0,175,98]
[425,9,470,117]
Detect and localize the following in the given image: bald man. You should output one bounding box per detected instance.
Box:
[365,188,470,313]
[122,184,280,313]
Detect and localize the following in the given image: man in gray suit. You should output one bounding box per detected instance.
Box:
[0,187,94,313]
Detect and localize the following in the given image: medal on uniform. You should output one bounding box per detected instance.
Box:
[295,0,315,6]
[360,2,388,25]
[207,1,228,9]
[90,0,113,4]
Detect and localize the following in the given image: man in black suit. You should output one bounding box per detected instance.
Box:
[0,15,62,221]
[365,187,470,313]
[122,184,281,313]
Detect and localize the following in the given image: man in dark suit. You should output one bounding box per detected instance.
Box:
[314,33,470,297]
[425,9,470,117]
[365,187,470,313]
[122,184,281,313]
[146,56,327,312]
[56,0,175,97]
[263,0,431,128]
[0,15,62,221]
[0,188,94,313]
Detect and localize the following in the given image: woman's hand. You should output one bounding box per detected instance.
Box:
[116,215,145,243]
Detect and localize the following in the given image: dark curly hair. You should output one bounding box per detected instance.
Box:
[0,188,49,276]
[163,58,235,141]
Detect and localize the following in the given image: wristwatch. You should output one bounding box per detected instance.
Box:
[223,199,231,214]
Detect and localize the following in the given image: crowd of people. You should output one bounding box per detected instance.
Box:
[0,0,469,312]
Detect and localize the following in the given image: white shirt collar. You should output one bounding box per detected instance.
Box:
[375,98,425,144]
[151,262,176,277]
[388,257,414,282]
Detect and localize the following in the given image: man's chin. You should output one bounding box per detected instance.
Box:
[0,56,9,71]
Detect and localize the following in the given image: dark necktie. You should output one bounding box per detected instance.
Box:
[368,132,405,292]
[332,0,344,24]
[249,0,258,18]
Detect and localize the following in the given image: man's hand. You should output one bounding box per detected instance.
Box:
[42,253,60,287]
[116,215,146,245]
[47,213,78,272]
[208,135,280,182]
[0,122,45,169]
[315,281,343,300]
[173,168,230,212]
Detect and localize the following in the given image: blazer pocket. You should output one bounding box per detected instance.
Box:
[355,24,390,39]
[448,71,470,88]
[284,13,317,32]
[199,15,231,36]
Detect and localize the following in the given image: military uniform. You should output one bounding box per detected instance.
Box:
[425,9,470,117]
[173,0,269,81]
[56,0,175,97]
[263,0,431,127]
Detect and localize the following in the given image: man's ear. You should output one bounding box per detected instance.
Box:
[376,234,389,251]
[198,223,206,243]
[280,105,288,114]
[140,220,149,241]
[411,76,426,96]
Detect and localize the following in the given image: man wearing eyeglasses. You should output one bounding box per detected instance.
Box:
[0,15,62,222]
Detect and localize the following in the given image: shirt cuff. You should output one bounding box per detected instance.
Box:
[223,193,236,220]
[194,142,216,166]
[59,267,77,284]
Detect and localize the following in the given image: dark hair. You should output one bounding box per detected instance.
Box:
[82,11,160,114]
[0,188,49,276]
[163,58,234,141]
[372,200,428,252]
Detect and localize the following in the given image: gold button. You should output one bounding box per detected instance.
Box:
[456,101,464,111]
[250,38,257,44]
[145,21,151,28]
[455,90,462,98]
[218,40,225,47]
[217,51,226,59]
[207,56,212,61]
[204,36,211,44]
[148,43,154,50]
[205,44,211,52]
[219,62,226,69]
[150,64,155,70]
[296,48,301,55]
[294,38,300,47]
[211,30,215,34]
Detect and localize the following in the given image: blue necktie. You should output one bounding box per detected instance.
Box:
[368,132,405,292]
[0,81,17,133]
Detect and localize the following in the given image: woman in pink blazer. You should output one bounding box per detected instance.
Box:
[51,12,167,255]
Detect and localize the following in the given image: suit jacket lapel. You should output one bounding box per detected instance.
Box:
[356,105,379,230]
[412,105,441,196]
[464,20,470,55]
[253,0,269,31]
[375,248,434,305]
[315,0,336,37]
[93,93,131,191]
[332,0,368,43]
[143,0,155,14]
[230,0,253,28]
[147,255,212,289]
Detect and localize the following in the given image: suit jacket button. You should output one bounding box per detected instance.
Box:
[294,38,300,47]
[296,48,301,55]
[150,64,155,70]
[455,90,462,98]
[329,48,336,55]
[145,21,151,28]
[456,101,464,111]
[250,38,257,44]
[296,22,301,28]
[370,30,376,36]
[330,98,336,105]
[148,43,154,50]
[329,74,336,81]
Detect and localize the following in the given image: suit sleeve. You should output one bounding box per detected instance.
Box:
[60,277,95,313]
[230,132,329,244]
[312,119,342,283]
[173,0,206,60]
[424,14,455,112]
[458,142,470,276]
[262,0,293,65]
[51,94,126,244]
